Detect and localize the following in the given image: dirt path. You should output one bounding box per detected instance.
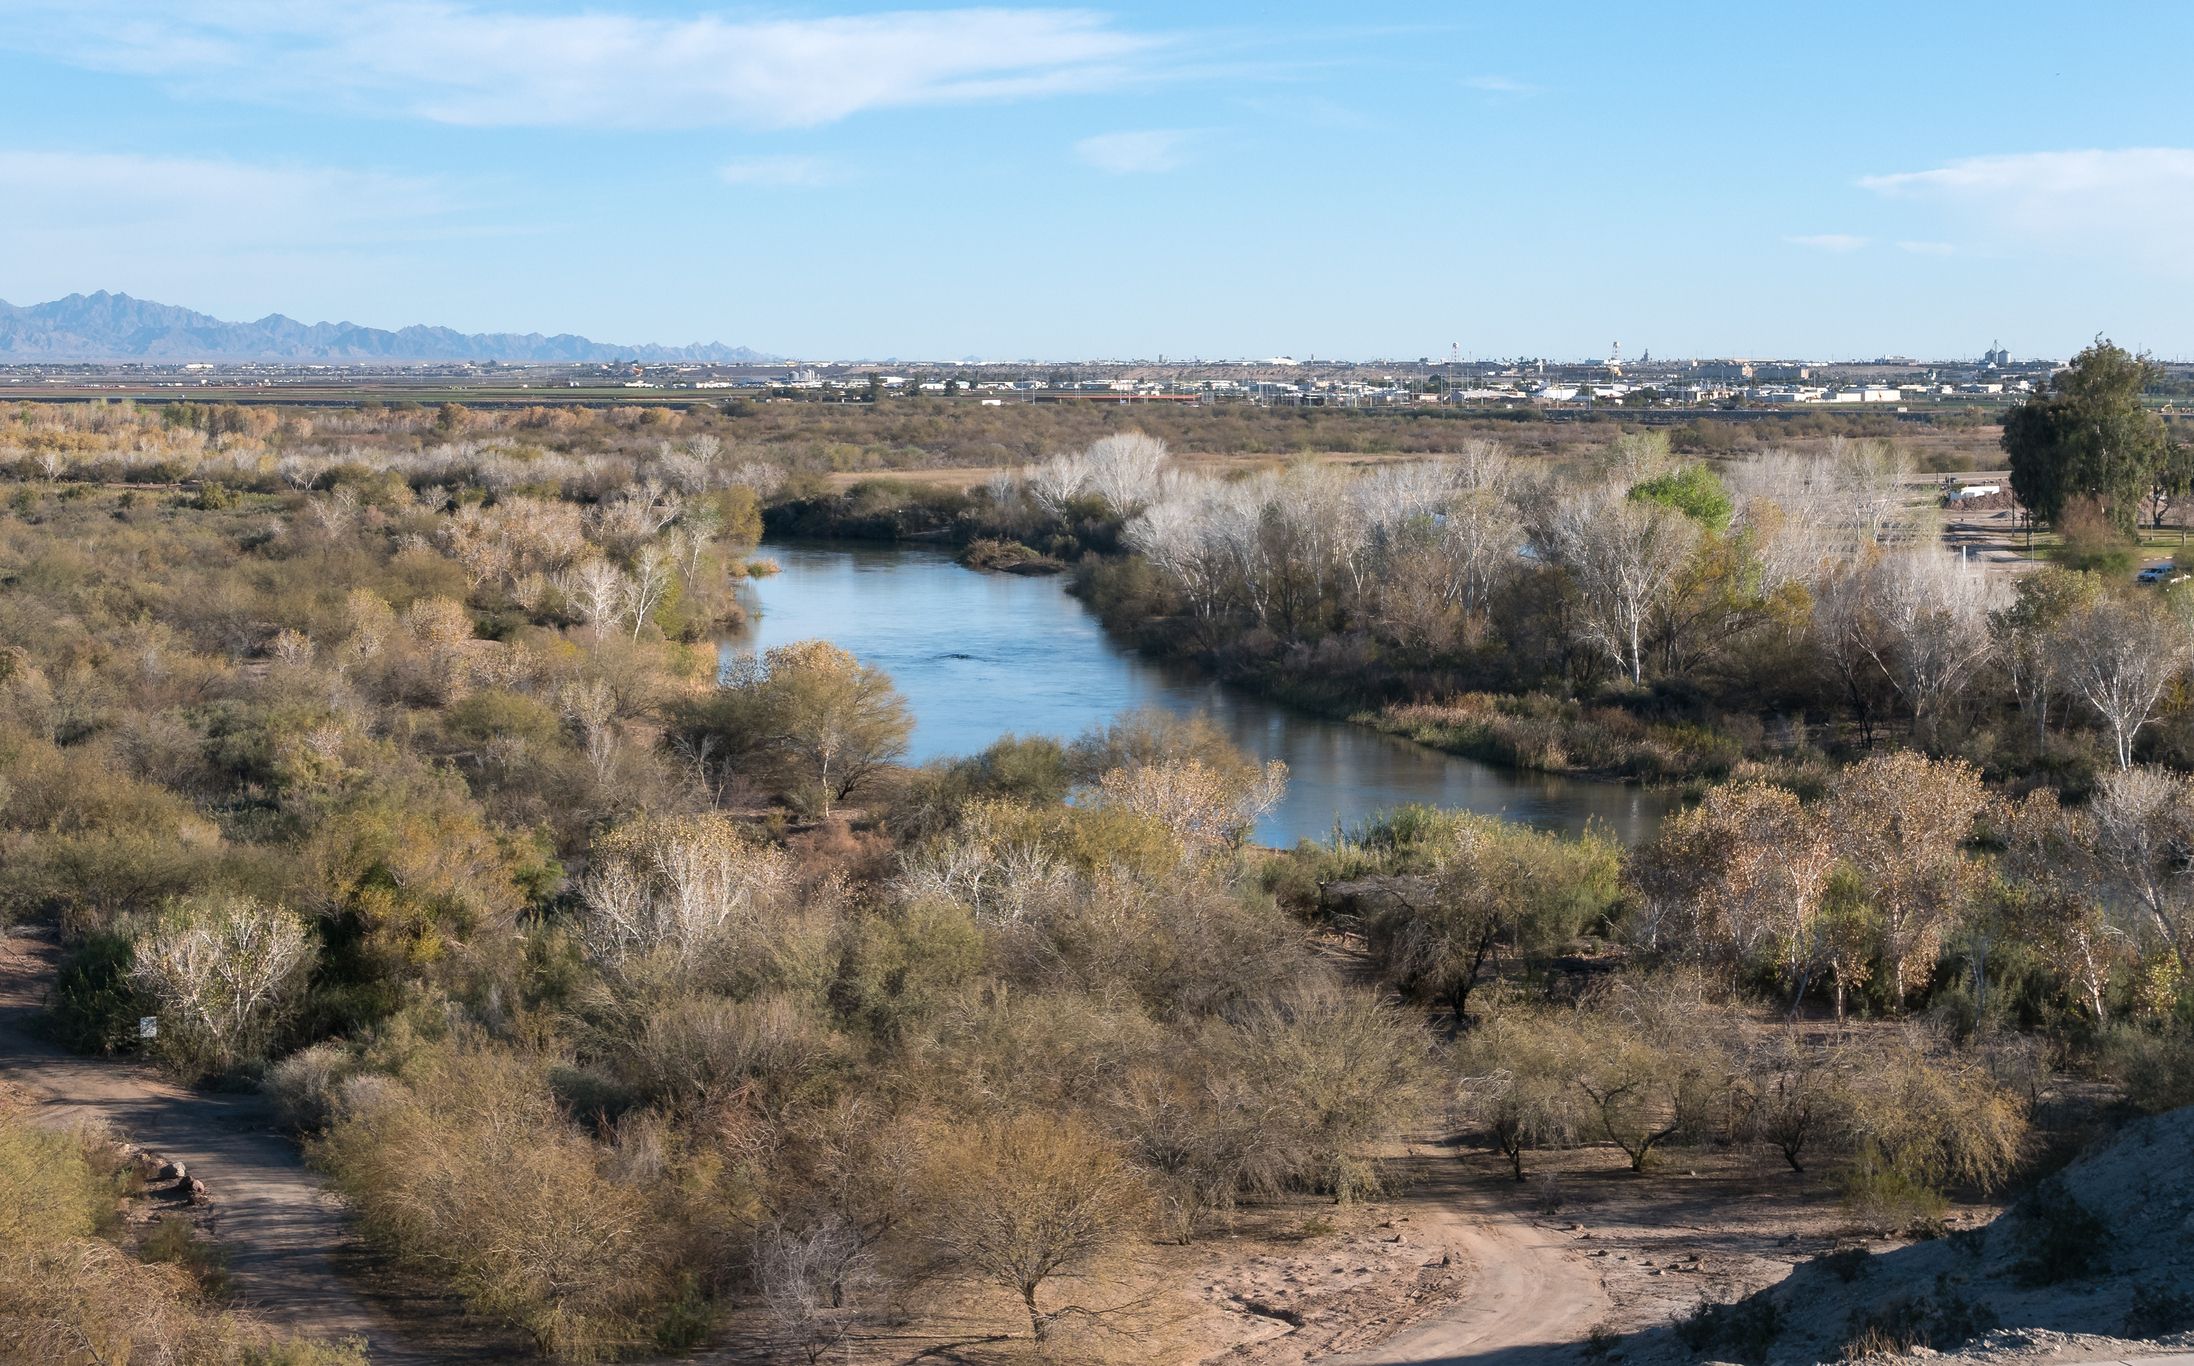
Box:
[0,925,435,1364]
[1323,1151,1606,1366]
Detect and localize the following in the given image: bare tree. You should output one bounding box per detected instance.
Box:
[1991,569,2100,753]
[563,558,631,640]
[1535,485,1699,685]
[2061,597,2186,768]
[1023,449,1091,519]
[2081,765,2194,971]
[578,813,793,968]
[621,545,676,642]
[1081,431,1170,517]
[754,1218,878,1364]
[1847,548,2002,744]
[131,895,316,1074]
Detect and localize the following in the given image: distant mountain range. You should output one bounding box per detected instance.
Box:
[0,291,775,365]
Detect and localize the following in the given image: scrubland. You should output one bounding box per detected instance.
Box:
[0,376,2188,1364]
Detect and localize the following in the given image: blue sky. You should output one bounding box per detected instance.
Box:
[2,0,2190,361]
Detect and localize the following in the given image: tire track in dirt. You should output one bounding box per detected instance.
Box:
[1322,1150,1606,1366]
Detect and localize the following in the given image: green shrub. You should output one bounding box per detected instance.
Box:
[44,930,145,1056]
[1840,1161,1948,1237]
[2009,1179,2112,1287]
[1676,1296,1781,1363]
[2125,1281,2194,1338]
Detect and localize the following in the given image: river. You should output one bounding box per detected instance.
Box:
[722,542,1673,847]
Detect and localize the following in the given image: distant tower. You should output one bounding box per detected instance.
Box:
[1608,340,1623,376]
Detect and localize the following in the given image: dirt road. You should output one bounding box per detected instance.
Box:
[0,925,434,1364]
[1323,1151,1606,1366]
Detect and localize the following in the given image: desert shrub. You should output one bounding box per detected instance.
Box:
[1676,1296,1780,1363]
[316,1044,692,1359]
[1845,1031,2027,1198]
[1453,1010,1585,1180]
[263,1042,356,1133]
[1840,1160,1948,1237]
[1841,1282,1998,1358]
[2105,1025,2194,1114]
[1199,984,1435,1201]
[1567,973,1734,1172]
[139,1216,228,1292]
[2008,1178,2112,1287]
[2125,1281,2194,1338]
[921,1111,1145,1344]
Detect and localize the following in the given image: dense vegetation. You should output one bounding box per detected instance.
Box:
[0,388,2189,1362]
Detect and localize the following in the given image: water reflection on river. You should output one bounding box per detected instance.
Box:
[722,543,1674,847]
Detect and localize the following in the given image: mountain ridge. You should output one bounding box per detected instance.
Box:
[0,291,774,364]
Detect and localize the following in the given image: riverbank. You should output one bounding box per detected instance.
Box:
[731,540,1676,844]
[1065,558,1775,794]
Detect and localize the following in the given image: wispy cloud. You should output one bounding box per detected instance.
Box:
[1075,129,1192,174]
[0,148,474,310]
[1461,74,1539,96]
[1785,233,1870,253]
[1861,148,2194,271]
[0,149,449,247]
[0,1,1169,130]
[718,155,845,188]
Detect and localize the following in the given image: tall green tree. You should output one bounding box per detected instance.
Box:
[2003,339,2167,534]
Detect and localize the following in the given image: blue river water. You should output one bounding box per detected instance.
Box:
[724,542,1672,846]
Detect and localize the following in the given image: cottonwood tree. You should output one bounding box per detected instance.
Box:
[1831,437,1914,545]
[2060,596,2186,768]
[563,558,631,640]
[1081,431,1171,517]
[1535,484,1699,685]
[1848,548,2003,745]
[1991,568,2101,753]
[2079,765,2194,972]
[621,545,676,642]
[131,895,315,1074]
